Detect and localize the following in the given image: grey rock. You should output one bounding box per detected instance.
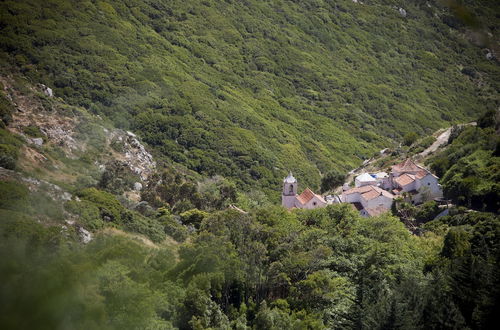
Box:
[399,8,407,17]
[134,182,143,191]
[79,227,93,244]
[40,84,53,97]
[32,137,44,146]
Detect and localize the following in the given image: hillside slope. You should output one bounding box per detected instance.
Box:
[0,0,498,194]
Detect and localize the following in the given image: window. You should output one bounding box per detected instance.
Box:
[427,182,430,186]
[313,202,317,206]
[289,185,294,193]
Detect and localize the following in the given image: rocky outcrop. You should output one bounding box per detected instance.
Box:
[40,84,53,97]
[106,130,156,181]
[0,167,72,202]
[2,75,156,183]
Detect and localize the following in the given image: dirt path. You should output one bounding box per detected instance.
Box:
[418,128,451,158]
[418,122,476,159]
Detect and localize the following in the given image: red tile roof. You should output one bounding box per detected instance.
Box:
[394,174,416,187]
[391,158,421,173]
[416,170,429,179]
[365,206,390,217]
[296,188,326,205]
[344,185,394,200]
[343,185,374,195]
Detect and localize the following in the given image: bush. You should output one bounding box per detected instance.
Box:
[22,126,45,140]
[0,92,14,126]
[122,210,165,243]
[65,200,105,231]
[77,188,124,223]
[0,181,29,211]
[0,144,18,169]
[180,209,209,229]
[320,170,345,193]
[403,132,419,146]
[161,214,188,242]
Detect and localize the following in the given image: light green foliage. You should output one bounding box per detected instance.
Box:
[0,89,14,126]
[320,170,346,193]
[428,117,499,212]
[0,0,497,195]
[180,209,209,229]
[403,132,419,146]
[77,187,124,223]
[0,129,23,170]
[22,125,45,140]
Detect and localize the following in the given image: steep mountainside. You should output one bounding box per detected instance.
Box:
[0,0,498,194]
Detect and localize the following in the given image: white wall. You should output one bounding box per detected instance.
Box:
[282,195,296,209]
[401,181,417,192]
[343,192,361,204]
[303,196,327,209]
[363,195,393,209]
[355,179,376,188]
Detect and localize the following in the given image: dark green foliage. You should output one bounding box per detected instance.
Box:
[477,109,499,129]
[320,170,345,193]
[77,187,124,223]
[65,199,104,231]
[180,209,208,229]
[425,211,500,329]
[403,131,419,146]
[0,90,14,127]
[0,0,496,194]
[1,187,499,329]
[98,160,140,194]
[410,135,437,154]
[22,126,45,140]
[159,214,188,243]
[415,201,441,223]
[428,121,499,212]
[70,187,165,242]
[0,129,22,170]
[0,181,29,211]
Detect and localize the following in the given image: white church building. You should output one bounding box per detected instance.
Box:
[282,172,327,209]
[282,158,442,216]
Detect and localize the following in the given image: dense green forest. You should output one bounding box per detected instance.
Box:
[0,0,498,193]
[0,0,499,329]
[1,184,499,329]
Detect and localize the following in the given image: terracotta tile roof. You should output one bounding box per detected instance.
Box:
[345,185,394,200]
[365,206,390,217]
[391,158,421,173]
[361,189,380,201]
[394,174,415,187]
[416,170,429,179]
[343,185,374,195]
[296,188,326,205]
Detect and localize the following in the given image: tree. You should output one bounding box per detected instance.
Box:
[403,132,419,146]
[320,171,345,193]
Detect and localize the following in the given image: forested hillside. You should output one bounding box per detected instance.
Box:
[1,0,498,193]
[0,1,499,329]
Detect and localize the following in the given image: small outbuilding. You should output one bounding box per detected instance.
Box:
[355,173,377,187]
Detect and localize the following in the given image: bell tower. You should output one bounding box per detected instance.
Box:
[282,172,297,208]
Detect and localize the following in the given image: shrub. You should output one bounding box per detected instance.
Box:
[403,132,419,146]
[0,144,18,169]
[77,188,124,223]
[65,200,105,231]
[180,209,209,229]
[22,126,45,140]
[0,181,29,211]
